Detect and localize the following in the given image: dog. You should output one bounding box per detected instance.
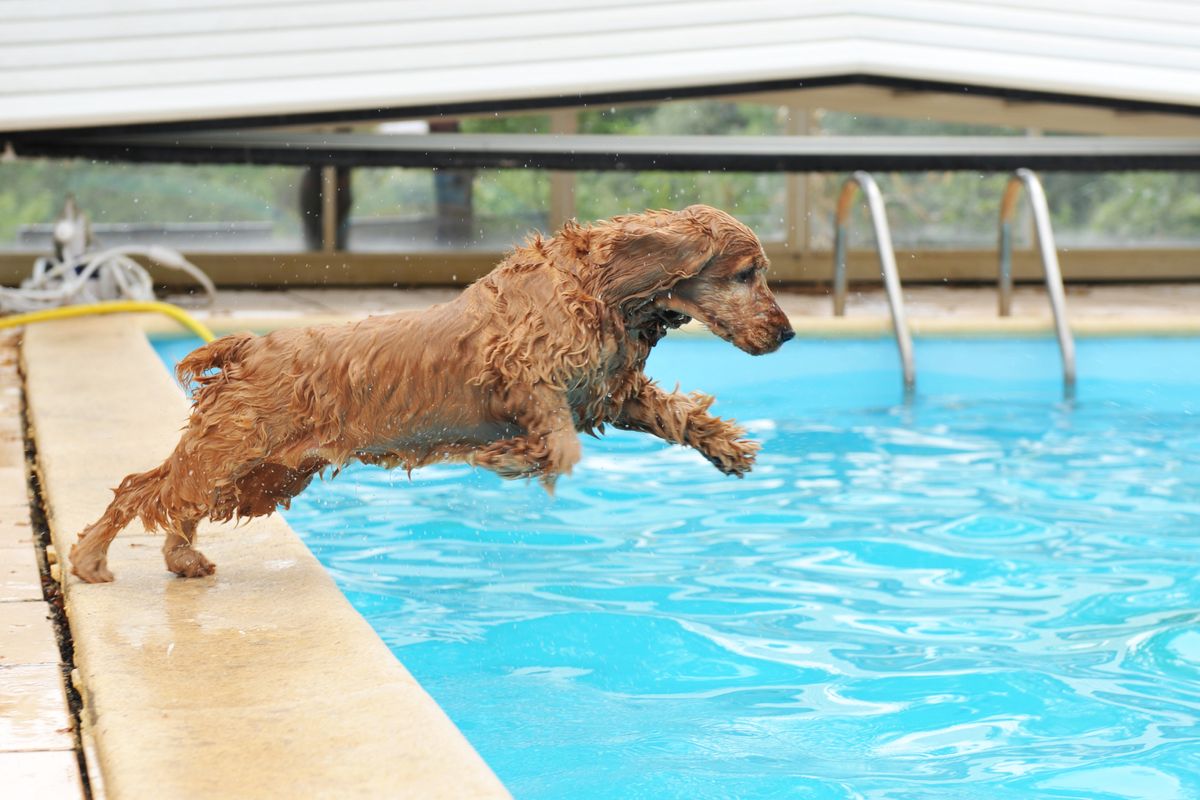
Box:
[69,205,794,583]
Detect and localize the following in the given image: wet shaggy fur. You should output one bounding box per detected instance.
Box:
[70,205,795,583]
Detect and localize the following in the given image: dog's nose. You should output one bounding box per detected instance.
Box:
[778,328,796,344]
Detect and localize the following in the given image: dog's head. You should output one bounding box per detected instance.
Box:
[589,205,794,355]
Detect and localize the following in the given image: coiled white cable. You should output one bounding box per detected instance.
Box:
[0,245,217,313]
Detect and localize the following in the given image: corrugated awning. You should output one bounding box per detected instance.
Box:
[4,0,1200,134]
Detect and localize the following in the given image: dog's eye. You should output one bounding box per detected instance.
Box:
[734,267,757,284]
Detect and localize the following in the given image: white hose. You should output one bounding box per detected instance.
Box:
[0,245,217,313]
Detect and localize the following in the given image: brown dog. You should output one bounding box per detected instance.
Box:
[70,205,794,583]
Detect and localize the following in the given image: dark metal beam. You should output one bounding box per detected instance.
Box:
[5,74,1200,138]
[11,132,1200,172]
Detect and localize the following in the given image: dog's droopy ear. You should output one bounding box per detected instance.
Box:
[591,214,715,305]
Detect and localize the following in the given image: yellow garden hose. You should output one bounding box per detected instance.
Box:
[0,301,215,342]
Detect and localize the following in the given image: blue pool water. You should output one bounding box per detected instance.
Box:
[155,335,1200,799]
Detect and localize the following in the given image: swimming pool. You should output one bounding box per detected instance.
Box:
[155,334,1200,799]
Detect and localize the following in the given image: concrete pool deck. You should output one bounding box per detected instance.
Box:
[5,281,1198,797]
[21,318,509,799]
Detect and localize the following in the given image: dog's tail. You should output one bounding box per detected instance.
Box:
[176,332,256,387]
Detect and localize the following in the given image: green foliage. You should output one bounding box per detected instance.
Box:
[473,169,548,219]
[581,101,786,136]
[576,171,786,240]
[351,168,434,219]
[1043,172,1200,245]
[814,110,1021,137]
[460,114,550,134]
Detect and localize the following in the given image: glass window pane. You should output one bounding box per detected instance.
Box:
[0,159,305,252]
[810,111,1018,250]
[576,171,787,242]
[579,100,789,136]
[574,100,789,241]
[1041,172,1200,248]
[348,167,549,251]
[811,111,1200,250]
[814,110,1024,137]
[808,172,1015,251]
[808,170,1200,251]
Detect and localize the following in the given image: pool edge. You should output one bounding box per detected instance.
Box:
[138,312,1200,340]
[22,316,510,799]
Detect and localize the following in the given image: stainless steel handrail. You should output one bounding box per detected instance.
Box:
[998,168,1077,390]
[833,171,916,392]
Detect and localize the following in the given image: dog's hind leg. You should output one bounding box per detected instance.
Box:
[470,387,581,491]
[157,454,325,579]
[162,518,215,579]
[70,507,127,584]
[71,462,173,583]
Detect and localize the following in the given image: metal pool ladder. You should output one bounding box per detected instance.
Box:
[997,168,1077,391]
[833,171,916,392]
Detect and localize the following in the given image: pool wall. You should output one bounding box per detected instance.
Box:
[22,316,508,799]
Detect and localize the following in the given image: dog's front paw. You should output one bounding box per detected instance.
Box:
[705,437,761,477]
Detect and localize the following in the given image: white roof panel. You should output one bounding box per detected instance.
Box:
[3,0,1200,132]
